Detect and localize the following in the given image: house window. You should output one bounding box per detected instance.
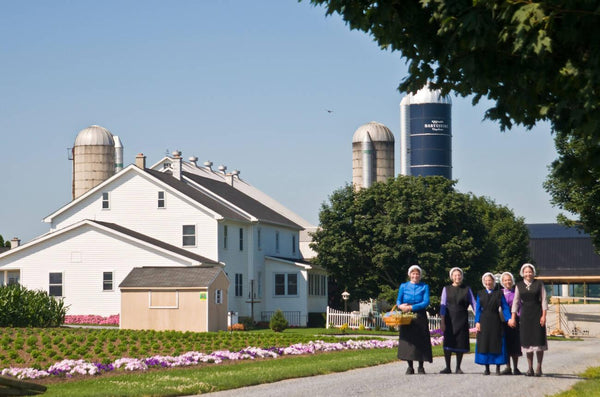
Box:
[7,271,19,285]
[257,228,262,251]
[309,274,327,296]
[157,191,165,208]
[49,272,63,297]
[292,235,296,254]
[239,228,244,251]
[101,192,110,209]
[275,231,280,252]
[235,273,243,297]
[223,225,228,249]
[274,273,298,296]
[182,225,196,246]
[103,272,113,291]
[215,289,223,304]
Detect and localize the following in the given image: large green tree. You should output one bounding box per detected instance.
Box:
[307,0,600,248]
[311,176,529,311]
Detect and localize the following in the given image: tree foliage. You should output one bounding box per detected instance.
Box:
[311,176,529,309]
[307,0,600,248]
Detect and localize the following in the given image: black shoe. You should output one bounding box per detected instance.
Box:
[406,367,415,375]
[500,367,512,375]
[484,369,490,375]
[526,369,534,376]
[535,370,543,377]
[440,367,451,374]
[513,368,522,375]
[455,368,464,374]
[417,367,426,374]
[495,368,501,375]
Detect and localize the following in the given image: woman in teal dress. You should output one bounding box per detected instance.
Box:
[396,265,432,374]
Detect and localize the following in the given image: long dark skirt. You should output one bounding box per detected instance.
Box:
[397,310,433,362]
[504,317,522,356]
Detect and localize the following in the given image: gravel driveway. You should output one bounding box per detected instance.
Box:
[202,339,600,397]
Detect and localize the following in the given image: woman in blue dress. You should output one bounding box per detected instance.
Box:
[475,272,511,375]
[396,265,433,374]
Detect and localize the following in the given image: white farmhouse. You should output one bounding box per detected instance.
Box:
[0,126,326,327]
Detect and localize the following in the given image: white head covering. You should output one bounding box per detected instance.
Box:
[519,263,536,277]
[449,267,463,280]
[407,265,423,277]
[481,272,496,289]
[500,272,515,289]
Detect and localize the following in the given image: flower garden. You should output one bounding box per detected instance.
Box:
[0,322,458,382]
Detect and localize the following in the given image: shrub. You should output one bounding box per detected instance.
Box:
[339,323,349,334]
[269,309,288,332]
[0,284,67,327]
[307,312,326,328]
[239,316,255,331]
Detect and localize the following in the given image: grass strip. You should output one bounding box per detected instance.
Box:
[553,367,600,397]
[43,346,443,396]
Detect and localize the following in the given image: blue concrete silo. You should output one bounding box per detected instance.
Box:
[399,87,452,178]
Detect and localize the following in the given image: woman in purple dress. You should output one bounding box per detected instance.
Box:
[508,263,548,376]
[500,271,522,375]
[439,267,476,374]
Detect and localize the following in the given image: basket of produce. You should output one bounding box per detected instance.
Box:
[383,307,417,326]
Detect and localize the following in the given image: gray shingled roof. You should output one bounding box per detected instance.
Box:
[145,169,249,222]
[182,171,302,229]
[528,223,600,278]
[119,266,224,288]
[92,220,218,264]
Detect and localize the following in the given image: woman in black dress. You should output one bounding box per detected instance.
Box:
[439,267,476,374]
[500,271,522,375]
[508,263,548,376]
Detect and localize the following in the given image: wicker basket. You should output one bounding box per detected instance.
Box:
[383,311,416,326]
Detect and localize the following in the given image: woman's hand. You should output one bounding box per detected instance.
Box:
[399,303,412,313]
[475,322,481,333]
[508,318,516,328]
[540,316,546,327]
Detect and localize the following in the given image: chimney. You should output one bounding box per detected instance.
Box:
[10,237,20,249]
[135,153,146,169]
[172,150,182,180]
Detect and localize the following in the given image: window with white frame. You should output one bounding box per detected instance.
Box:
[235,273,243,297]
[182,225,196,246]
[309,274,327,296]
[275,231,280,252]
[157,191,165,208]
[101,192,110,209]
[103,272,113,291]
[215,289,223,304]
[274,273,297,296]
[7,271,19,285]
[49,272,63,297]
[239,228,244,251]
[292,235,296,254]
[223,225,228,249]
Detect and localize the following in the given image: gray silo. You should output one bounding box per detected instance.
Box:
[352,121,395,189]
[72,125,116,199]
[399,87,452,178]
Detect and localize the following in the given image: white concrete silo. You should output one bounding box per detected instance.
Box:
[352,121,395,189]
[72,125,116,199]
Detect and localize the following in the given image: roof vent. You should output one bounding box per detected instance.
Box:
[204,161,213,170]
[188,156,198,166]
[218,165,227,174]
[172,150,182,158]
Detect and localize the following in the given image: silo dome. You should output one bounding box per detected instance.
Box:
[72,125,116,200]
[400,86,452,106]
[352,121,395,143]
[352,121,395,189]
[74,125,115,146]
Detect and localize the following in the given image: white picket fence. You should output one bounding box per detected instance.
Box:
[326,306,475,331]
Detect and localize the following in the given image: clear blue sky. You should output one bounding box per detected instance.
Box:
[1,1,562,243]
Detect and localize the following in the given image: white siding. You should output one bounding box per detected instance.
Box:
[50,171,219,260]
[0,224,193,316]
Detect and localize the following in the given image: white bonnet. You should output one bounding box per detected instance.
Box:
[500,272,515,288]
[481,272,496,289]
[449,267,463,280]
[408,265,423,277]
[519,263,536,277]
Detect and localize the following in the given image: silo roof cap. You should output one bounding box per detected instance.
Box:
[400,86,452,105]
[74,125,115,146]
[352,121,394,143]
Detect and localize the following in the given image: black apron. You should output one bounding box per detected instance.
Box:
[517,280,547,347]
[397,309,433,362]
[443,284,471,351]
[476,290,504,354]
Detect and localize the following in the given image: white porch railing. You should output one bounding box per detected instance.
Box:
[326,306,475,331]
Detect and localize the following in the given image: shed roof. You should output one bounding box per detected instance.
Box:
[119,266,225,288]
[528,223,588,239]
